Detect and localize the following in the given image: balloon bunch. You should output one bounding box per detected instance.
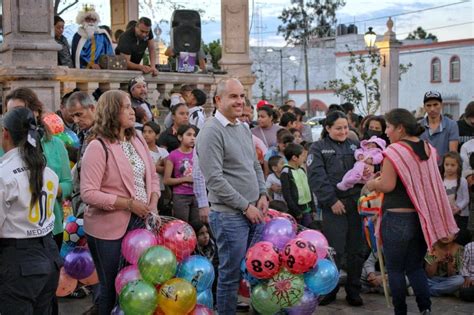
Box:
[56,215,99,297]
[242,209,339,315]
[115,219,215,315]
[42,112,80,149]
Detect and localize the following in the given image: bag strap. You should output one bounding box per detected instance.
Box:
[97,137,109,162]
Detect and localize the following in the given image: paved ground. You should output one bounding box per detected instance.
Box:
[59,289,473,315]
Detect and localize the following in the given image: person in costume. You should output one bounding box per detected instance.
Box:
[71,5,114,69]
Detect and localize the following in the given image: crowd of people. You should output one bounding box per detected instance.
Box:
[1,74,474,315]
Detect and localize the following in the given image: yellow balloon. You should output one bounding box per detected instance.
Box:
[158,278,197,315]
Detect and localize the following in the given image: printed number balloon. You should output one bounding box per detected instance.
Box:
[115,265,142,295]
[267,269,305,308]
[138,246,177,285]
[122,228,158,265]
[264,208,282,223]
[119,280,158,315]
[176,255,215,292]
[64,247,95,279]
[63,215,85,246]
[43,112,64,135]
[159,220,197,261]
[262,218,296,250]
[251,283,282,315]
[240,258,261,286]
[56,267,78,297]
[286,288,319,315]
[281,238,318,274]
[245,241,281,279]
[196,288,213,309]
[304,258,339,295]
[158,278,197,315]
[298,229,329,259]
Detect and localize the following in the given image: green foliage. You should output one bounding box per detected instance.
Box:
[202,39,222,69]
[325,45,412,115]
[406,26,438,42]
[278,0,346,45]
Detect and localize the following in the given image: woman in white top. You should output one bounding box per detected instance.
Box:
[0,107,60,314]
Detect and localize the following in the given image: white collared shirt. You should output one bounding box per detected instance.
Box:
[215,110,241,127]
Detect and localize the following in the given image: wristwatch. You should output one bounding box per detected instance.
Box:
[242,203,250,216]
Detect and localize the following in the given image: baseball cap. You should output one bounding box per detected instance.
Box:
[256,100,273,109]
[423,91,442,104]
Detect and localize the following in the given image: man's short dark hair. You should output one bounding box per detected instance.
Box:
[138,17,152,27]
[280,112,297,127]
[279,105,292,113]
[54,15,64,25]
[292,107,305,121]
[341,102,355,114]
[328,104,344,113]
[268,156,282,172]
[464,101,474,119]
[284,143,304,161]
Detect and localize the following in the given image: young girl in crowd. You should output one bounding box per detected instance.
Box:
[143,121,170,215]
[164,125,200,226]
[441,152,470,245]
[289,128,303,144]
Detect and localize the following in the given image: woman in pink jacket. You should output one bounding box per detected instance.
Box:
[80,90,160,315]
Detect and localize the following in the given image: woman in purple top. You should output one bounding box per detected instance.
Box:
[251,105,282,148]
[164,124,200,226]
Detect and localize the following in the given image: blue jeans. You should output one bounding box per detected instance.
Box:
[382,211,431,315]
[209,210,263,315]
[428,275,464,296]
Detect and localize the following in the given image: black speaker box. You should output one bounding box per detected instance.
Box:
[171,10,201,53]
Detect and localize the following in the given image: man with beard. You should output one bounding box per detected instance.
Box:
[128,76,154,122]
[71,6,114,69]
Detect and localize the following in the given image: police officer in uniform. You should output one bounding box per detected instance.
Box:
[0,107,61,315]
[307,110,366,306]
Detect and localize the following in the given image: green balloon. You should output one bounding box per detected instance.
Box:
[54,132,73,146]
[251,283,282,315]
[267,269,305,308]
[138,246,177,285]
[119,280,158,315]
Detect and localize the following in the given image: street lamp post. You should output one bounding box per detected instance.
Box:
[364,27,377,53]
[267,48,284,105]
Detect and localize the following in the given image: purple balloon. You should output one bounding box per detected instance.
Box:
[262,218,296,250]
[286,288,318,315]
[64,247,95,280]
[121,229,158,265]
[110,305,124,315]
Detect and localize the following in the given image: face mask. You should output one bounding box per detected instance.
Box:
[365,129,383,138]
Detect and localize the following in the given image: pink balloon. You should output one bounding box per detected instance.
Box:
[189,304,213,315]
[159,220,197,262]
[264,208,282,224]
[298,230,329,259]
[121,229,158,265]
[115,265,142,294]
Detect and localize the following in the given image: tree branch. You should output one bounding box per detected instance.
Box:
[58,0,80,16]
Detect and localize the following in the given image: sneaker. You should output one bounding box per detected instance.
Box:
[82,304,99,315]
[346,295,364,306]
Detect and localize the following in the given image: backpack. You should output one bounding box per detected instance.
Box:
[71,138,108,217]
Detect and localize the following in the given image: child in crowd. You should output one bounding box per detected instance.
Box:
[289,128,303,145]
[266,156,285,203]
[425,236,465,296]
[143,121,171,215]
[441,152,471,245]
[263,129,294,177]
[164,125,199,226]
[337,136,386,191]
[460,241,474,301]
[281,143,315,227]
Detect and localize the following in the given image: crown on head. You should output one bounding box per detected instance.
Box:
[83,4,95,12]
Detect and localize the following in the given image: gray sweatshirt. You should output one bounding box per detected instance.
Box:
[196,112,266,213]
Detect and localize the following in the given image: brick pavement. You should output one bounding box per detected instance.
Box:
[59,289,473,315]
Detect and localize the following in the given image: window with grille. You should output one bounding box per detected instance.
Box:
[431,58,441,82]
[450,56,460,82]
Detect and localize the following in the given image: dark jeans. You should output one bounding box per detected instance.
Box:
[321,197,366,297]
[382,211,431,315]
[0,234,61,315]
[172,193,200,227]
[209,210,263,315]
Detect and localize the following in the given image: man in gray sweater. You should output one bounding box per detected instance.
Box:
[196,78,268,314]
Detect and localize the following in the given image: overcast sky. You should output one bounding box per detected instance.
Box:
[61,0,473,45]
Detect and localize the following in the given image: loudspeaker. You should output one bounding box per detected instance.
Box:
[171,10,201,53]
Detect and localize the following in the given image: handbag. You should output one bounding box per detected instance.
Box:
[98,55,128,70]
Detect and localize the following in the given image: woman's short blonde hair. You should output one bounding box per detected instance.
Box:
[90,90,135,142]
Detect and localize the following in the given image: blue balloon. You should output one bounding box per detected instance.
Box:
[304,259,339,295]
[240,259,261,286]
[197,289,213,309]
[64,128,81,149]
[176,255,215,292]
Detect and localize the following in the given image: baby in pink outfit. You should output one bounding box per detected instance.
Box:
[337,136,386,191]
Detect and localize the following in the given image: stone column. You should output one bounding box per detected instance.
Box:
[376,17,401,114]
[110,0,139,33]
[219,0,255,98]
[0,0,62,110]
